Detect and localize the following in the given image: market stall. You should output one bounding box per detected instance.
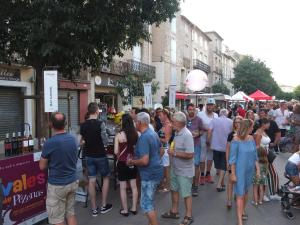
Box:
[249,89,273,101]
[0,151,47,225]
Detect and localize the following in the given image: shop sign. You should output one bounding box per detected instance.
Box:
[132,96,144,108]
[0,153,48,225]
[0,67,21,81]
[44,70,58,112]
[143,83,152,108]
[169,85,176,108]
[94,75,117,87]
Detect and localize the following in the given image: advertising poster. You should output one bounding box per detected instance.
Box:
[169,85,176,108]
[143,83,152,109]
[44,70,58,112]
[0,153,48,225]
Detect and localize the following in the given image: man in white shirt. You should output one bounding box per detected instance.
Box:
[274,101,290,137]
[197,98,218,185]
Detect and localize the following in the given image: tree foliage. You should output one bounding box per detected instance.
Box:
[115,74,159,105]
[294,85,300,100]
[0,0,180,77]
[211,83,230,95]
[232,56,281,96]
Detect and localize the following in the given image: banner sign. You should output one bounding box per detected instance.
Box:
[0,67,21,81]
[0,153,48,225]
[44,70,58,112]
[143,83,152,108]
[169,85,176,108]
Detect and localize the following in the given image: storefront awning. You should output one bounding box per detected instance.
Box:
[176,92,189,100]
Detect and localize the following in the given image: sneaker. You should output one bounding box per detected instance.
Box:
[91,207,99,217]
[205,175,214,184]
[100,204,113,214]
[263,195,270,202]
[199,176,205,185]
[192,186,198,197]
[269,194,282,201]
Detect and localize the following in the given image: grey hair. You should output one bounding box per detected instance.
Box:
[173,111,187,124]
[219,108,228,116]
[136,112,150,125]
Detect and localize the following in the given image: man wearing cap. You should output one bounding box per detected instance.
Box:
[197,98,218,185]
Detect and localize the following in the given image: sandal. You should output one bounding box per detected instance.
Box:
[161,211,180,219]
[226,200,232,209]
[242,214,248,220]
[179,216,193,225]
[119,209,129,217]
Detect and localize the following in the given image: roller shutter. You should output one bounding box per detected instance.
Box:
[0,87,24,140]
[58,90,79,133]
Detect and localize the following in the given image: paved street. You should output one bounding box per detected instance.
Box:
[64,152,300,225]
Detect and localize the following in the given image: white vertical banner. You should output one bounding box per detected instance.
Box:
[169,85,176,108]
[171,67,177,85]
[44,70,58,112]
[143,83,152,108]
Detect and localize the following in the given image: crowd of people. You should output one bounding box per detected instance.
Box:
[39,99,300,225]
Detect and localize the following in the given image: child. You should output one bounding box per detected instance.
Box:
[252,147,269,206]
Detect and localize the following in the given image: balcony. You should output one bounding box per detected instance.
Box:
[127,59,156,78]
[214,68,223,75]
[183,57,191,69]
[100,60,129,75]
[193,59,210,74]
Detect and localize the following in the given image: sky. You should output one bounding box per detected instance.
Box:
[181,0,300,87]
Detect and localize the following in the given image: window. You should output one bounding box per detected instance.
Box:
[193,49,197,61]
[171,18,176,34]
[199,52,203,61]
[199,36,203,47]
[192,30,198,42]
[133,44,142,62]
[204,41,208,51]
[171,67,177,85]
[204,55,208,63]
[184,23,189,36]
[184,44,189,58]
[171,38,176,64]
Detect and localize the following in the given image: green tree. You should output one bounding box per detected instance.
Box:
[115,73,159,105]
[211,83,230,95]
[232,56,281,96]
[294,85,300,100]
[0,0,179,137]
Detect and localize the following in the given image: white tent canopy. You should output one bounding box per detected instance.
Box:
[231,91,254,101]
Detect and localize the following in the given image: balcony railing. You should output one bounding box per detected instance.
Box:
[99,59,156,78]
[100,60,129,75]
[193,59,211,74]
[214,68,223,75]
[127,59,156,78]
[183,57,191,69]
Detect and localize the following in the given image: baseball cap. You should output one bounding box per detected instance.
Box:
[206,98,216,105]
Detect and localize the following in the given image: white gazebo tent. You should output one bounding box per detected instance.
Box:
[231,91,254,102]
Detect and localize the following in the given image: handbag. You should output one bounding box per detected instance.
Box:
[267,148,277,163]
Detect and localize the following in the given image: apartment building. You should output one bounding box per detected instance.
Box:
[205,31,224,87]
[222,47,238,95]
[152,14,211,103]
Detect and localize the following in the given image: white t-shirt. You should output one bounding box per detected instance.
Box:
[198,111,218,141]
[274,108,289,129]
[288,152,300,166]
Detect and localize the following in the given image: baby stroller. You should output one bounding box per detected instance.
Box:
[280,174,300,219]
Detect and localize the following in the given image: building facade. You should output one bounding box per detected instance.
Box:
[222,47,238,95]
[152,14,211,103]
[205,31,224,87]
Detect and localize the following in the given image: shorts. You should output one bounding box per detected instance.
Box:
[46,180,79,224]
[200,139,213,162]
[194,145,201,166]
[213,150,227,171]
[170,170,192,198]
[140,180,160,213]
[285,161,299,177]
[161,149,170,167]
[86,156,110,178]
[117,161,137,181]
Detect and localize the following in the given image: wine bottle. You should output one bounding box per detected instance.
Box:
[17,132,23,155]
[22,131,29,153]
[28,133,34,152]
[11,132,18,155]
[4,133,12,156]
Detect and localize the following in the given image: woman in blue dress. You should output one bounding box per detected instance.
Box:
[229,119,260,225]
